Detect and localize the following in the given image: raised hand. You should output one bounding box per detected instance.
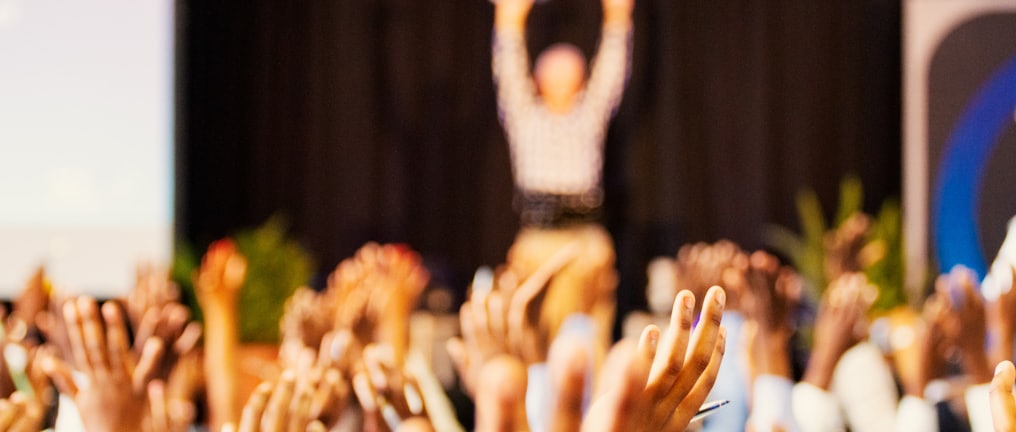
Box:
[802,273,877,390]
[361,244,429,363]
[469,288,725,432]
[195,239,247,307]
[991,360,1016,432]
[446,269,514,397]
[353,343,428,432]
[41,297,165,432]
[279,287,336,368]
[129,264,182,328]
[448,246,577,396]
[902,293,950,398]
[494,0,535,32]
[11,266,48,342]
[0,333,47,432]
[473,354,528,432]
[142,380,195,432]
[602,0,634,28]
[0,391,44,432]
[637,286,727,431]
[674,241,748,313]
[299,332,354,429]
[131,301,201,382]
[195,239,248,431]
[328,243,428,364]
[741,251,801,379]
[128,264,200,382]
[822,213,880,282]
[987,265,1016,368]
[235,370,327,432]
[937,266,993,383]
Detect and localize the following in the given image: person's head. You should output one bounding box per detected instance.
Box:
[534,43,586,110]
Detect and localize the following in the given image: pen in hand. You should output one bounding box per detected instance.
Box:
[690,400,730,423]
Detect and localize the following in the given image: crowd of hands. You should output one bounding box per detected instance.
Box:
[1,234,1016,431]
[0,236,725,432]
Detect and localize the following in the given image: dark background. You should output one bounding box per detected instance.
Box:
[175,0,902,317]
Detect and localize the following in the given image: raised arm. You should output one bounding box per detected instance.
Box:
[492,0,537,127]
[583,0,633,119]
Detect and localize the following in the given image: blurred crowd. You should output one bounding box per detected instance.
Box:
[0,219,1014,432]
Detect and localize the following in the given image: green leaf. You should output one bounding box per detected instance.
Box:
[797,190,826,244]
[835,175,864,226]
[234,215,316,343]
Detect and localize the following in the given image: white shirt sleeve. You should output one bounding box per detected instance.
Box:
[526,363,550,432]
[830,342,899,432]
[966,383,993,432]
[751,375,800,432]
[582,26,632,121]
[492,30,537,130]
[896,395,938,432]
[792,381,845,432]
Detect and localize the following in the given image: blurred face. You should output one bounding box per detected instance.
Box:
[534,44,586,108]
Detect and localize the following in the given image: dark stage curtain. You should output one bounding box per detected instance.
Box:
[176,0,902,320]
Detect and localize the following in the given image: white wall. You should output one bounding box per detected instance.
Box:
[0,0,175,297]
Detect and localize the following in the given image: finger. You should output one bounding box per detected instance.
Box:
[263,371,296,432]
[353,372,378,415]
[148,380,170,432]
[648,290,695,393]
[10,393,43,432]
[305,420,327,432]
[161,303,190,343]
[168,399,197,431]
[133,338,164,393]
[470,288,492,350]
[403,379,424,417]
[0,398,18,430]
[548,337,589,432]
[590,342,652,430]
[224,254,248,288]
[445,338,470,382]
[78,298,110,376]
[288,372,315,432]
[315,332,335,368]
[328,330,352,368]
[62,300,92,374]
[670,287,725,407]
[474,356,527,432]
[487,291,507,349]
[396,417,435,432]
[933,273,950,296]
[135,308,160,352]
[668,326,727,427]
[40,355,78,397]
[459,304,482,352]
[309,368,342,420]
[239,381,274,432]
[175,321,203,356]
[991,361,1016,432]
[364,346,390,393]
[353,372,384,432]
[636,325,660,361]
[330,370,351,416]
[102,302,134,378]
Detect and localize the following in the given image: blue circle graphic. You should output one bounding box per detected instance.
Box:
[933,54,1016,278]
